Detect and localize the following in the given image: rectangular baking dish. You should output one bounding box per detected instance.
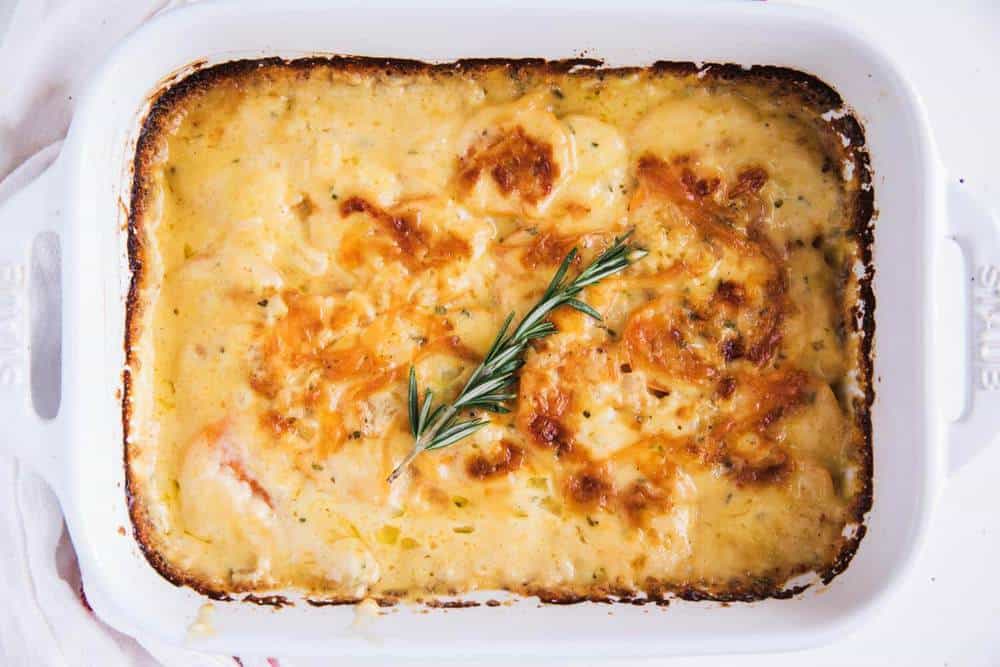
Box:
[1,0,997,658]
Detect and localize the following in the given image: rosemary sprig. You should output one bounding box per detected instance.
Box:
[387,231,647,483]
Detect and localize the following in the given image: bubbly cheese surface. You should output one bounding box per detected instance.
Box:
[127,60,871,602]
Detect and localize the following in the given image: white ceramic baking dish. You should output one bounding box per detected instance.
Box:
[1,0,998,658]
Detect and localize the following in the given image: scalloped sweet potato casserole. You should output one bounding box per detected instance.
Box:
[125,58,873,604]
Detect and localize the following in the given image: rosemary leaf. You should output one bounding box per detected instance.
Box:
[566,298,603,321]
[407,368,419,438]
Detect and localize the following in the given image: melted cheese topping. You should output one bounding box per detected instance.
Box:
[128,61,870,602]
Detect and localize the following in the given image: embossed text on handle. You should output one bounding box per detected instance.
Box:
[975,264,1000,390]
[0,263,26,387]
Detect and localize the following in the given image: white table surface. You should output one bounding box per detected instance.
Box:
[0,1,997,665]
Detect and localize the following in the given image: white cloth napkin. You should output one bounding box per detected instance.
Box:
[0,2,288,665]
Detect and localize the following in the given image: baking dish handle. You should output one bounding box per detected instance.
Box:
[942,181,1000,474]
[0,161,65,492]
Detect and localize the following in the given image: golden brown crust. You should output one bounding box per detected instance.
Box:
[339,196,471,269]
[465,441,524,479]
[124,55,875,606]
[457,125,559,204]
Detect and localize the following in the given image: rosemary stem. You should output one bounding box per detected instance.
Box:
[385,447,421,484]
[386,403,458,483]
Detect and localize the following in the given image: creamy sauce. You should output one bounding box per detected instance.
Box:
[187,603,215,639]
[128,61,870,601]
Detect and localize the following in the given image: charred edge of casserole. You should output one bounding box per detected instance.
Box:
[828,106,875,586]
[424,599,483,609]
[530,579,812,605]
[306,597,397,608]
[123,55,875,606]
[241,594,293,608]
